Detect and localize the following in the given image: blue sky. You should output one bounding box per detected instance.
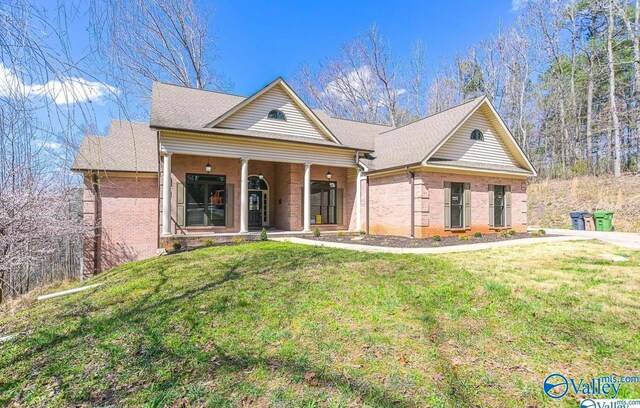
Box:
[215,0,518,95]
[13,0,519,138]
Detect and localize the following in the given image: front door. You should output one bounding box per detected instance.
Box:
[248,190,263,228]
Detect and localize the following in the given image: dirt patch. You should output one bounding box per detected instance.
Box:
[528,174,640,232]
[312,232,548,248]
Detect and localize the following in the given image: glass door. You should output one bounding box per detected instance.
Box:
[248,191,262,228]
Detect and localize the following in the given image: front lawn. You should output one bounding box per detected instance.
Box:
[1,241,639,406]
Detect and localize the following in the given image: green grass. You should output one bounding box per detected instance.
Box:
[1,241,639,407]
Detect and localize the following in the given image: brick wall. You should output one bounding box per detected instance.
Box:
[272,162,302,230]
[367,170,528,237]
[83,174,158,272]
[368,173,413,236]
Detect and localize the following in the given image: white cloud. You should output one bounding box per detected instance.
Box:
[0,65,118,105]
[41,141,62,150]
[0,65,29,97]
[322,65,406,108]
[511,0,529,10]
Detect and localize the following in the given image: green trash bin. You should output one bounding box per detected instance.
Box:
[593,210,614,231]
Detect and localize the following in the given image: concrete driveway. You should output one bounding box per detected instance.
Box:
[531,228,640,250]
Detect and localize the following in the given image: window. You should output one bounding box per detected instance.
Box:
[310,181,336,225]
[494,185,506,228]
[185,174,226,226]
[450,182,465,229]
[248,176,268,190]
[471,129,484,141]
[267,109,286,121]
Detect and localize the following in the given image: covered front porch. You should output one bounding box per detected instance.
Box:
[159,153,364,240]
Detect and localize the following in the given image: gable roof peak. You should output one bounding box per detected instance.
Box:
[205,76,342,144]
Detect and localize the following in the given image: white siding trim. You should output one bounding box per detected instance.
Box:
[431,109,518,167]
[218,87,328,140]
[207,78,341,144]
[424,100,536,175]
[159,131,358,168]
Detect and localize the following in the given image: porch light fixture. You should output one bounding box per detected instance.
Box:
[326,171,332,180]
[258,173,264,180]
[205,163,212,173]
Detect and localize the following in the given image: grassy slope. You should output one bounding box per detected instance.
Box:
[1,241,639,407]
[528,174,640,232]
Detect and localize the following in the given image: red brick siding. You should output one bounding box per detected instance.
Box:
[367,170,528,238]
[83,175,158,272]
[368,173,413,236]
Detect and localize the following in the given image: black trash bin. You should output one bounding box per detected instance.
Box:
[570,211,586,230]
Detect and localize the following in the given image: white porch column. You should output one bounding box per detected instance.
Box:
[303,163,312,232]
[240,158,249,233]
[161,152,172,236]
[355,169,362,231]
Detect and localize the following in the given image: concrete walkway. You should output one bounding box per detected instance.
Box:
[272,235,591,254]
[532,228,640,250]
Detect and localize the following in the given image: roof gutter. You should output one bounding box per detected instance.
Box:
[363,162,422,177]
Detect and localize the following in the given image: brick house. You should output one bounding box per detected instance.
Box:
[72,78,536,272]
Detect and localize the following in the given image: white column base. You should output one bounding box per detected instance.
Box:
[239,158,249,233]
[161,152,172,236]
[303,163,311,232]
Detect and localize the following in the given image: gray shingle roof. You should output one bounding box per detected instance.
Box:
[150,82,377,151]
[362,96,486,170]
[74,82,533,176]
[150,82,244,129]
[312,110,390,151]
[72,121,157,173]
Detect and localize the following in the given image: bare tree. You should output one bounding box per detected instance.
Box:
[0,0,113,301]
[91,0,229,104]
[297,24,416,126]
[607,0,623,177]
[617,0,640,171]
[425,75,462,115]
[408,40,427,117]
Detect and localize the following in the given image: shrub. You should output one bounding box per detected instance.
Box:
[313,228,321,237]
[474,232,482,238]
[531,231,541,237]
[499,230,509,238]
[260,228,268,241]
[336,231,345,237]
[538,229,546,235]
[203,239,214,247]
[172,243,182,251]
[508,229,517,236]
[359,230,367,235]
[432,235,441,242]
[231,236,246,244]
[458,233,471,241]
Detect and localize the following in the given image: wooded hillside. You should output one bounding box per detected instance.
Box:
[297,0,640,179]
[528,174,640,231]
